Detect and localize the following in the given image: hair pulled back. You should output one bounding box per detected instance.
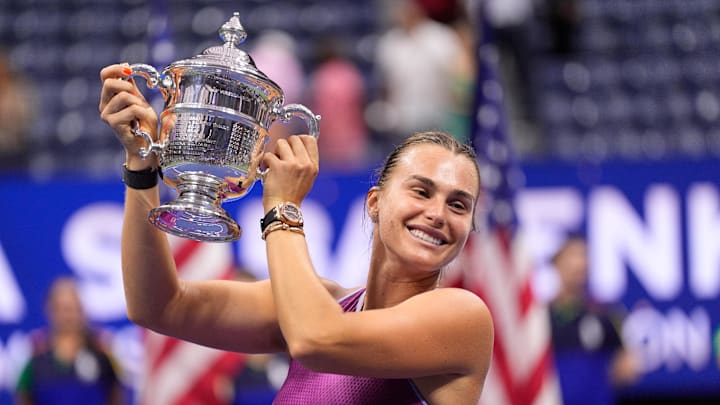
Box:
[373,131,481,192]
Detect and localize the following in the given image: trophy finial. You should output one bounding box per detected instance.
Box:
[219,12,247,47]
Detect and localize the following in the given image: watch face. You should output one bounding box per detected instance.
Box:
[280,204,303,225]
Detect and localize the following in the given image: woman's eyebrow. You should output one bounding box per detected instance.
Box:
[405,175,435,188]
[406,175,475,203]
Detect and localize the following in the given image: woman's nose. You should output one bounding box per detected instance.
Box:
[425,199,446,227]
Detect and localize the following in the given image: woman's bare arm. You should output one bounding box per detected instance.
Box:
[120,187,285,352]
[99,64,285,354]
[268,229,493,378]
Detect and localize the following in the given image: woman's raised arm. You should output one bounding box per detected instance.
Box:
[99,64,285,354]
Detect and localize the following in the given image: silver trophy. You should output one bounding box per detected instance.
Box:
[126,12,320,242]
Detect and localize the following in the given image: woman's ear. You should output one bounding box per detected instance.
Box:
[367,186,379,222]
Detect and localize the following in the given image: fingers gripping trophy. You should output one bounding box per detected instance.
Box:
[124,12,320,242]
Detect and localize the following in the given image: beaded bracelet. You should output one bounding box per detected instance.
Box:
[261,222,305,241]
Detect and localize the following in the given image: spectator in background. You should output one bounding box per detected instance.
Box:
[0,50,36,170]
[307,39,369,170]
[250,31,307,153]
[233,351,288,405]
[412,0,477,143]
[549,236,640,405]
[373,0,467,152]
[432,0,477,144]
[483,0,537,122]
[15,277,123,405]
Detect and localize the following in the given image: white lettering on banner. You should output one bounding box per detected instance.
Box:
[236,197,371,288]
[589,185,682,302]
[516,187,585,259]
[688,184,720,299]
[324,198,373,287]
[0,244,25,323]
[623,306,710,373]
[516,188,584,301]
[61,203,127,321]
[236,198,323,279]
[0,331,32,391]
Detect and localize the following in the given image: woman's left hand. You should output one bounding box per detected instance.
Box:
[261,135,319,211]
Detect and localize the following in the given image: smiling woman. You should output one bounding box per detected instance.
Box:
[367,133,481,274]
[263,131,493,404]
[99,61,493,405]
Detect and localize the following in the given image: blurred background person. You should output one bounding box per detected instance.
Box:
[424,0,477,144]
[307,38,369,170]
[483,0,537,131]
[14,277,123,405]
[0,50,36,171]
[249,30,307,154]
[232,352,288,405]
[372,0,467,153]
[548,236,641,405]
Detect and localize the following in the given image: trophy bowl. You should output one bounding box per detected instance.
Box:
[126,12,320,242]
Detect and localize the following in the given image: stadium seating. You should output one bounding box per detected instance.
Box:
[526,0,720,161]
[1,0,718,173]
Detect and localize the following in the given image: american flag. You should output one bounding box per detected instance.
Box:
[446,17,562,405]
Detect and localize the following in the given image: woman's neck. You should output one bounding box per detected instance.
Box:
[364,263,440,311]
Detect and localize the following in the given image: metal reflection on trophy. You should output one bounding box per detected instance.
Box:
[125,12,320,242]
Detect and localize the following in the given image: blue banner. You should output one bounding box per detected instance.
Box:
[1,158,719,402]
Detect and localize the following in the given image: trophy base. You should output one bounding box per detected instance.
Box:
[149,202,241,242]
[148,172,241,242]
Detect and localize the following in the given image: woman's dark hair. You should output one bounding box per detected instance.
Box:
[373,131,481,191]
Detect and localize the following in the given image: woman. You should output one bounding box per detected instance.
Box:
[15,278,123,405]
[99,63,493,404]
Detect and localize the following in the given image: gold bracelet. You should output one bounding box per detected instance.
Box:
[261,222,305,240]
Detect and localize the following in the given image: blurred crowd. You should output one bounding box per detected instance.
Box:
[1,0,719,177]
[0,0,481,177]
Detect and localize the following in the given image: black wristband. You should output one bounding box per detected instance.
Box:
[122,164,159,189]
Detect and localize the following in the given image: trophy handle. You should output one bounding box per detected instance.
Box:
[130,121,163,159]
[276,103,321,138]
[125,64,174,159]
[258,103,321,182]
[257,104,320,183]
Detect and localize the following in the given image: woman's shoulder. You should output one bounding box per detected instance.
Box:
[413,287,494,329]
[424,287,489,307]
[407,288,494,377]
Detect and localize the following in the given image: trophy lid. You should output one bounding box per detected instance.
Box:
[167,12,283,99]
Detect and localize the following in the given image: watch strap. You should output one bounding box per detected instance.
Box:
[260,206,280,233]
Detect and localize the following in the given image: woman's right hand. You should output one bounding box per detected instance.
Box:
[99,63,158,170]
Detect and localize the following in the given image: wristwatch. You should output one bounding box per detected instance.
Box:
[260,202,304,233]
